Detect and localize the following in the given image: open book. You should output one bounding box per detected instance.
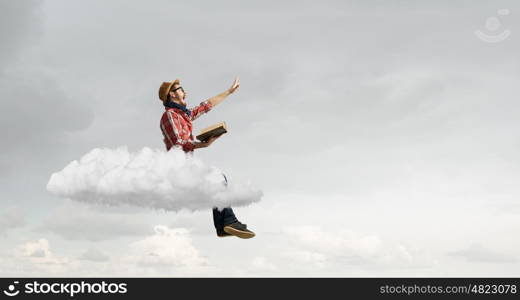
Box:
[196,122,227,142]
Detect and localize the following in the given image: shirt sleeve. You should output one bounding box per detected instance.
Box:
[189,100,213,121]
[166,111,195,152]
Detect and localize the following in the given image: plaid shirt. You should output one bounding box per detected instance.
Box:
[160,100,213,152]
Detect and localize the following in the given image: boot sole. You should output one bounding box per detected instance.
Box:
[223,226,255,239]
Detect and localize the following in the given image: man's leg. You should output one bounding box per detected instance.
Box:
[213,206,238,237]
[213,174,255,239]
[213,207,238,227]
[213,207,225,235]
[213,174,234,237]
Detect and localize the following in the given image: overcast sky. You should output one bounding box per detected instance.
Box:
[1,0,520,276]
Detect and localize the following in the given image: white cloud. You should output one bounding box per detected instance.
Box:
[47,147,263,212]
[123,225,207,269]
[16,239,52,258]
[285,226,430,268]
[7,238,81,275]
[1,226,208,276]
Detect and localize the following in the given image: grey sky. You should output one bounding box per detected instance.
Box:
[1,0,520,276]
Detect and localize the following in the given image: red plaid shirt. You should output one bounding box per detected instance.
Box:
[160,100,213,152]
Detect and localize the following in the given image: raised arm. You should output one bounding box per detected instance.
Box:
[207,77,240,107]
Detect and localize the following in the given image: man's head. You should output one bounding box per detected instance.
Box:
[168,82,187,106]
[158,79,188,106]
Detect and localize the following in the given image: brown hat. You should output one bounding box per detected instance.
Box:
[158,79,180,102]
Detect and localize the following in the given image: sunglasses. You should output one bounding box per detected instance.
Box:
[171,86,185,93]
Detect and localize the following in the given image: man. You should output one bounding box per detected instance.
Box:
[158,78,255,239]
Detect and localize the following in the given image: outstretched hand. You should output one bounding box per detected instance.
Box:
[228,77,240,94]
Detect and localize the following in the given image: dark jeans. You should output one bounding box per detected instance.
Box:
[212,173,238,230]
